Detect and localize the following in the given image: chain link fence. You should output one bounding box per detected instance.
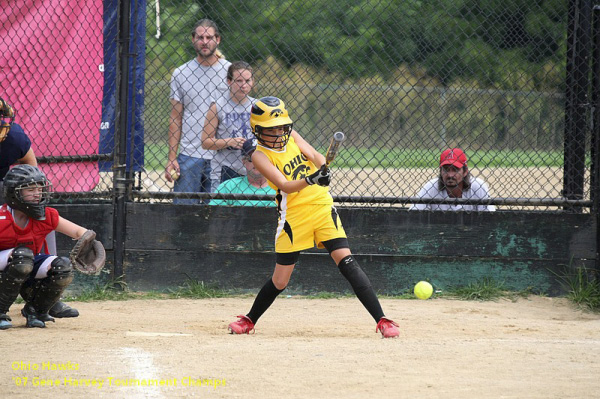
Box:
[2,0,596,211]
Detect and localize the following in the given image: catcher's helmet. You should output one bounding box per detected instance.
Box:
[250,96,293,149]
[3,165,52,220]
[0,97,15,143]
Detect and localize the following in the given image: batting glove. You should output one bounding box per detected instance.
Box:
[305,165,331,187]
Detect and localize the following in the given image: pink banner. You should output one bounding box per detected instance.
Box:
[0,0,104,192]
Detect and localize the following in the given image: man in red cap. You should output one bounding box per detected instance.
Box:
[410,148,495,211]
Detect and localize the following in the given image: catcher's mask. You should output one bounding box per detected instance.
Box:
[0,97,15,143]
[3,165,53,220]
[250,96,293,149]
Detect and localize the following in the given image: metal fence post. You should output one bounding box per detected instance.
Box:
[564,0,593,211]
[592,5,600,272]
[112,0,134,280]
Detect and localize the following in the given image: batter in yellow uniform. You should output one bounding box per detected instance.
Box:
[227,96,400,338]
[257,134,346,253]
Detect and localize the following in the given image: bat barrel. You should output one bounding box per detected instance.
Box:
[333,131,345,142]
[325,131,346,166]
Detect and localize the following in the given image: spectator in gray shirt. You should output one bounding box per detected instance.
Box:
[164,19,231,204]
[201,61,255,191]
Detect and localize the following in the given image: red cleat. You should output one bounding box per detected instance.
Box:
[376,317,399,338]
[228,315,255,334]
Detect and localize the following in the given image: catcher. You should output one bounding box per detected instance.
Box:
[1,96,78,318]
[0,165,105,329]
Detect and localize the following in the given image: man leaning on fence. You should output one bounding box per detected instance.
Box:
[410,148,495,211]
[164,19,231,204]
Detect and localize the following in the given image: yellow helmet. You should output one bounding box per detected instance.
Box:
[250,96,293,149]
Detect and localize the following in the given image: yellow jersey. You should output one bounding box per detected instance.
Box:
[255,135,333,210]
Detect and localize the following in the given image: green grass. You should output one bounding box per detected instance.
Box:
[64,278,137,302]
[305,292,354,299]
[329,148,569,168]
[167,278,228,299]
[61,277,533,303]
[380,292,418,300]
[142,143,573,170]
[440,277,535,301]
[378,278,534,301]
[553,265,600,312]
[449,277,509,301]
[144,143,168,170]
[63,277,231,302]
[62,276,600,310]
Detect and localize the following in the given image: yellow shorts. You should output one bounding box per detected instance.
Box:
[275,204,347,253]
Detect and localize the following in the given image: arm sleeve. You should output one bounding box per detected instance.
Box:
[479,181,496,211]
[48,208,60,230]
[471,179,496,212]
[18,131,32,157]
[409,181,434,210]
[8,125,32,157]
[169,70,182,103]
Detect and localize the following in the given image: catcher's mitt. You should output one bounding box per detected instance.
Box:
[70,230,106,275]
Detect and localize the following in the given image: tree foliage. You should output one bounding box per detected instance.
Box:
[146,0,566,90]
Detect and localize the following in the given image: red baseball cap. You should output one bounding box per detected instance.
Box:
[440,148,467,168]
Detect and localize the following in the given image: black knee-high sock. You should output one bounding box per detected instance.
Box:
[246,278,285,323]
[338,255,384,322]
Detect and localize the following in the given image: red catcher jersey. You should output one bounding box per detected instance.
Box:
[0,205,59,254]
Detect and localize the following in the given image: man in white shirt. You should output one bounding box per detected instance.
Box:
[411,148,495,211]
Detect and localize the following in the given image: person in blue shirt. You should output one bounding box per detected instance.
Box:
[0,98,37,179]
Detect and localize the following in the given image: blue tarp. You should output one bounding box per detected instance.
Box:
[99,0,146,172]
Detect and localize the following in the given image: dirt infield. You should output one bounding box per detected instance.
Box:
[1,296,599,398]
[102,167,588,208]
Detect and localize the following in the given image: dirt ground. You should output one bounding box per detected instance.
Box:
[103,167,588,209]
[1,296,599,398]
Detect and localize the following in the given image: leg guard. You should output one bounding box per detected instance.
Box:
[20,280,56,327]
[29,257,74,315]
[338,255,385,322]
[19,279,36,304]
[21,304,48,328]
[49,301,79,318]
[0,246,34,315]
